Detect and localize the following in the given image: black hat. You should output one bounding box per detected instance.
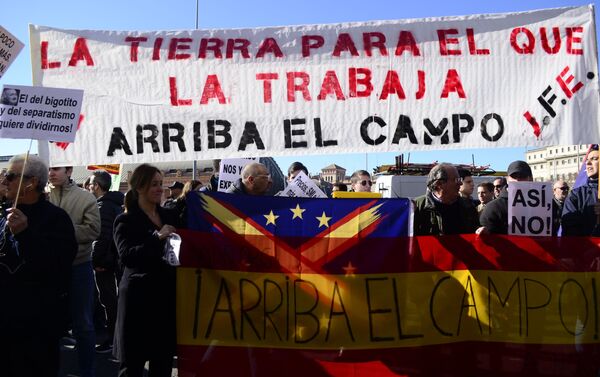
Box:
[507,160,532,179]
[168,181,184,190]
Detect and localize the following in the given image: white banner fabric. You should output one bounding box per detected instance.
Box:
[29,6,600,166]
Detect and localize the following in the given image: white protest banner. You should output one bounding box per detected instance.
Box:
[30,6,599,166]
[508,182,553,236]
[0,85,83,142]
[217,158,258,192]
[0,26,24,79]
[277,171,327,198]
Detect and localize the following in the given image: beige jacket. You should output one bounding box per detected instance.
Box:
[49,180,101,265]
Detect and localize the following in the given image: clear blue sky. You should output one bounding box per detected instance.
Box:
[0,0,597,175]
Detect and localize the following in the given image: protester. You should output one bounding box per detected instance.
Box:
[163,181,183,209]
[200,159,221,192]
[88,170,124,353]
[458,168,477,205]
[552,179,569,234]
[493,177,507,199]
[113,164,179,376]
[479,161,533,234]
[476,182,495,215]
[226,162,272,195]
[350,170,372,192]
[173,179,202,227]
[562,145,600,236]
[332,183,348,192]
[0,155,77,377]
[49,166,100,377]
[287,161,309,182]
[413,163,479,235]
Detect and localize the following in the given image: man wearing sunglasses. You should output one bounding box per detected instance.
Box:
[350,170,372,193]
[493,177,507,199]
[413,163,479,236]
[0,155,77,376]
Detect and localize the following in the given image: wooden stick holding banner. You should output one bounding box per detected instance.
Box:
[12,139,33,208]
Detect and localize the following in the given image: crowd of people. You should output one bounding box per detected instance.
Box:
[0,150,599,376]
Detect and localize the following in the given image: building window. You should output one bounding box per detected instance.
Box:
[567,147,570,152]
[550,174,554,180]
[549,150,552,155]
[550,161,553,166]
[541,164,544,169]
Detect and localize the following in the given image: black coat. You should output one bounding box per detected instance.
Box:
[112,204,178,362]
[562,177,599,236]
[0,197,77,337]
[92,191,124,270]
[480,189,509,234]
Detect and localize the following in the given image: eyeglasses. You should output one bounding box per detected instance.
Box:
[3,172,31,183]
[360,180,373,186]
[555,186,569,191]
[255,174,271,180]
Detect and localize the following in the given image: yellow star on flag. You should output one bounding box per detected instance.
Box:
[290,204,306,220]
[316,211,332,228]
[342,261,357,276]
[263,210,279,226]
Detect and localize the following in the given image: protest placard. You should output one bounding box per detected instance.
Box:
[0,85,83,142]
[277,171,327,198]
[508,182,553,236]
[0,26,24,79]
[30,6,599,166]
[217,157,258,192]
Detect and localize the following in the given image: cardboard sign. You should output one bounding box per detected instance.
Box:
[217,157,257,192]
[29,6,599,165]
[0,85,83,142]
[277,171,327,198]
[0,26,24,79]
[508,182,553,236]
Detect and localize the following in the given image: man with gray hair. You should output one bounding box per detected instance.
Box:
[226,162,272,196]
[88,170,124,353]
[0,155,77,376]
[413,163,479,235]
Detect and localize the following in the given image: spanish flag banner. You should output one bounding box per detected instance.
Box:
[177,192,600,376]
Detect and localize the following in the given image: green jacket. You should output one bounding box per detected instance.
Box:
[413,191,479,236]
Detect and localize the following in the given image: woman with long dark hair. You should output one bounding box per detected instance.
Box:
[113,164,178,376]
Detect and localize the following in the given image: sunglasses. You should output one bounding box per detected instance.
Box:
[555,187,569,191]
[494,185,505,189]
[360,180,373,186]
[3,172,31,182]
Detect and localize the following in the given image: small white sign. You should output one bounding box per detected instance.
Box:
[0,85,83,142]
[508,182,553,236]
[0,26,24,79]
[217,157,258,192]
[277,171,327,198]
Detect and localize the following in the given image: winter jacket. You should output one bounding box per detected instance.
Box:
[92,191,124,270]
[561,177,599,236]
[413,191,479,235]
[480,189,509,234]
[0,196,77,337]
[49,180,101,265]
[226,178,249,195]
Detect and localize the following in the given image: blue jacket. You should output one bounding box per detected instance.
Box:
[561,177,599,236]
